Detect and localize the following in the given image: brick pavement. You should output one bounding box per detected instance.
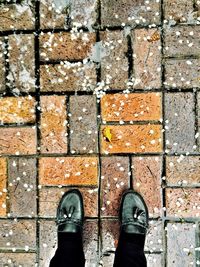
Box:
[0,0,200,266]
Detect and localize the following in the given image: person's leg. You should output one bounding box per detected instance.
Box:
[113,190,148,267]
[49,189,85,267]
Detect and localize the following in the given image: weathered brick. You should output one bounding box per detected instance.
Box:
[8,158,37,217]
[0,96,36,124]
[0,219,36,250]
[132,28,161,89]
[145,220,163,252]
[164,59,200,89]
[0,38,6,92]
[0,253,37,266]
[101,93,162,122]
[165,93,195,153]
[146,254,164,267]
[0,0,35,31]
[164,0,195,24]
[101,0,160,27]
[166,188,200,217]
[101,254,115,267]
[0,127,37,155]
[101,220,120,252]
[167,223,196,267]
[0,158,7,217]
[166,156,200,186]
[101,125,162,154]
[39,157,98,186]
[132,157,162,217]
[164,26,200,57]
[39,187,98,217]
[40,32,96,61]
[70,95,98,154]
[40,95,67,154]
[101,157,129,216]
[40,61,97,92]
[100,31,128,90]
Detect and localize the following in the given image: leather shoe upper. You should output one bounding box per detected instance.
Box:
[56,189,84,234]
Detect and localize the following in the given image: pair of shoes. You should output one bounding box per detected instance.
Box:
[56,189,149,236]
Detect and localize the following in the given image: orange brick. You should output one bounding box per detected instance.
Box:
[101,125,162,154]
[0,158,7,216]
[101,93,162,122]
[0,128,36,155]
[39,157,98,186]
[40,96,67,153]
[40,32,96,61]
[0,97,36,124]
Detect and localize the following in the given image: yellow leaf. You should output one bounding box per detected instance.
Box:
[103,127,112,142]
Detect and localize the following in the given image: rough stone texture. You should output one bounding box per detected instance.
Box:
[146,254,164,267]
[164,26,200,57]
[0,127,37,155]
[197,92,200,151]
[70,95,98,154]
[39,157,98,186]
[39,187,98,217]
[0,158,7,217]
[132,28,161,89]
[8,158,37,217]
[166,156,200,186]
[166,188,200,218]
[167,223,196,267]
[101,157,129,216]
[100,31,128,90]
[101,220,120,253]
[7,34,35,93]
[101,254,115,267]
[164,59,200,89]
[101,93,162,122]
[101,125,162,154]
[0,0,35,31]
[40,95,68,153]
[132,157,162,218]
[40,32,96,61]
[165,93,196,153]
[101,0,160,27]
[164,0,196,24]
[0,96,36,124]
[0,37,6,92]
[145,220,163,252]
[0,253,37,266]
[40,61,97,92]
[0,219,36,250]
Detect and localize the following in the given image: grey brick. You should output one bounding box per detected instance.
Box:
[0,253,37,266]
[0,37,6,92]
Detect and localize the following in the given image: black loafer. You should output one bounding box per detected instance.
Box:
[56,189,84,234]
[119,190,149,235]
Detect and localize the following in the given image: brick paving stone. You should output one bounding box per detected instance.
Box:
[100,31,128,90]
[70,95,98,154]
[132,28,161,89]
[40,61,97,92]
[101,93,162,122]
[0,158,7,217]
[164,26,200,57]
[0,127,37,155]
[8,158,37,217]
[146,254,164,267]
[167,223,196,267]
[39,187,98,217]
[40,95,68,154]
[0,253,37,266]
[0,219,36,250]
[101,220,120,252]
[165,93,196,153]
[0,37,6,92]
[145,220,163,252]
[0,0,35,31]
[101,157,129,217]
[7,34,35,93]
[101,254,115,267]
[164,0,195,24]
[166,156,200,186]
[101,125,162,154]
[132,157,162,218]
[0,96,36,124]
[166,188,200,218]
[101,0,160,27]
[164,59,200,89]
[39,157,98,186]
[40,32,96,62]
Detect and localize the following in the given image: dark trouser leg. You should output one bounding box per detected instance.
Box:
[113,232,147,267]
[49,233,85,267]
